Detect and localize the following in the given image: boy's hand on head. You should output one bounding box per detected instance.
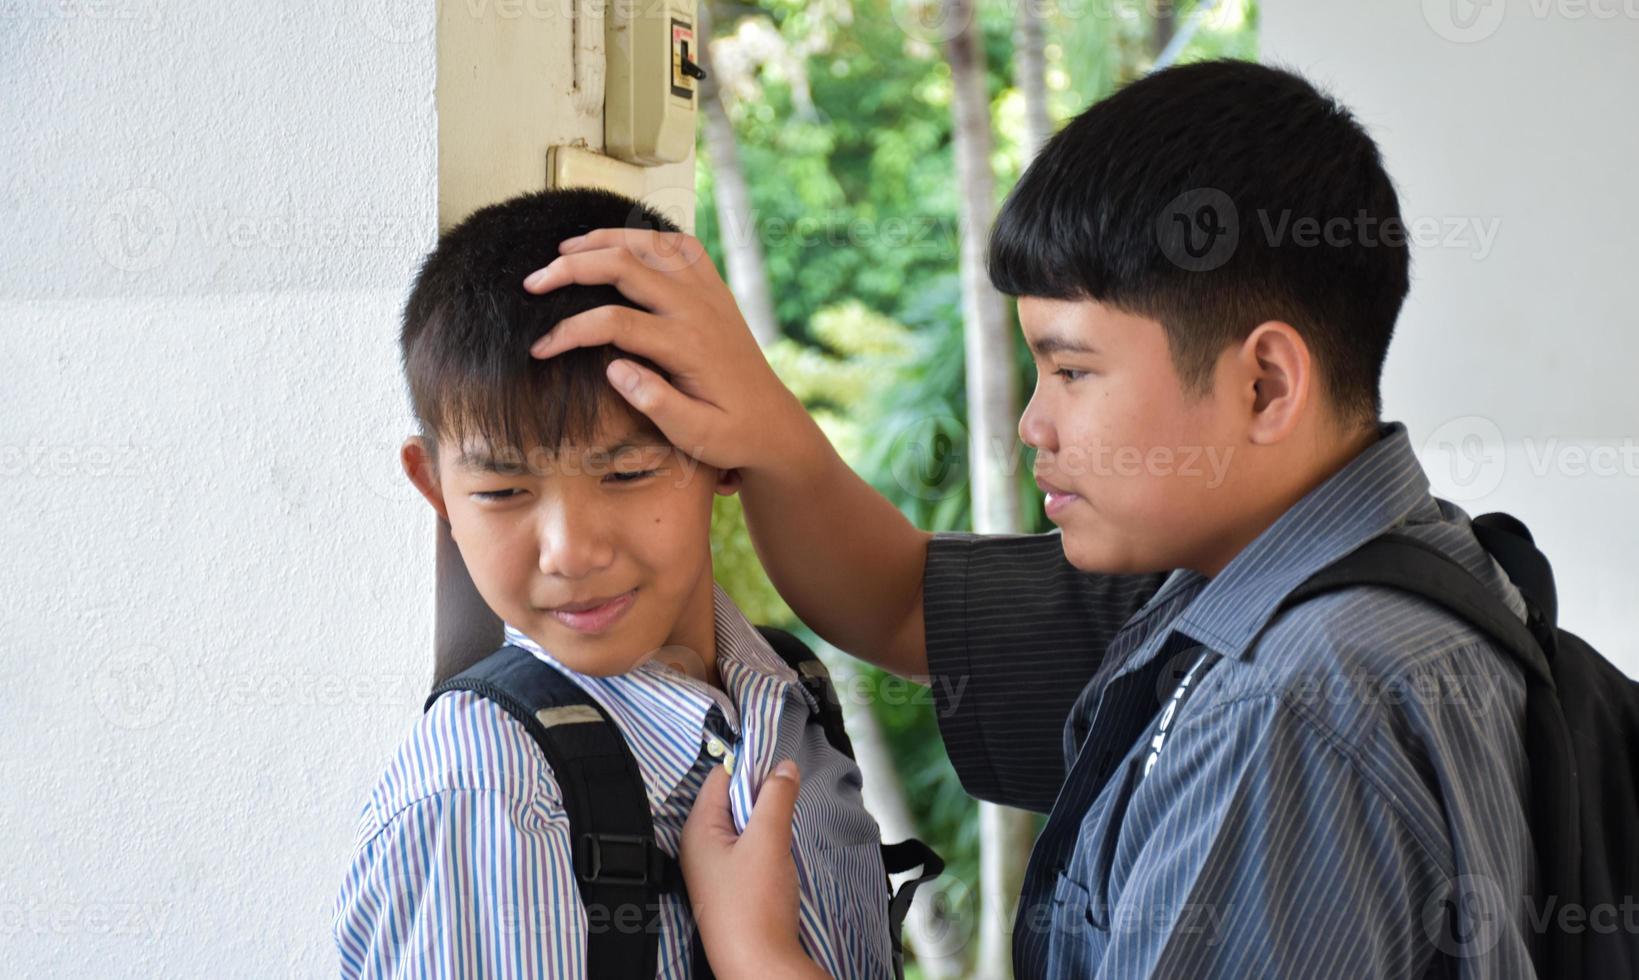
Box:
[680,760,829,979]
[522,230,807,476]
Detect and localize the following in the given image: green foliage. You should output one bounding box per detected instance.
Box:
[702,3,1259,972]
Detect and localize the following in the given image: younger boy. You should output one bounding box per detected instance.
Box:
[332,188,892,978]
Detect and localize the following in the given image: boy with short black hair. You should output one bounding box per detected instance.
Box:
[526,60,1540,978]
[332,187,893,978]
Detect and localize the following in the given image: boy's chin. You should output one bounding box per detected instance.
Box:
[544,642,649,677]
[1058,529,1169,576]
[543,626,708,679]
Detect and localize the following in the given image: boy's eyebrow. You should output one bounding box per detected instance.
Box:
[1028,332,1100,357]
[455,450,523,473]
[455,438,669,473]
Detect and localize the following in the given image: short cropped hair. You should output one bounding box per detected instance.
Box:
[989,60,1409,424]
[400,187,679,456]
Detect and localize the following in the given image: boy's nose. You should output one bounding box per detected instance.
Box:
[1018,392,1056,452]
[536,510,616,580]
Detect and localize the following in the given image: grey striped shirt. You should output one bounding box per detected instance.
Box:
[925,421,1537,978]
[333,584,893,977]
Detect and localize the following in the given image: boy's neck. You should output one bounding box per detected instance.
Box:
[1191,422,1382,579]
[652,571,724,690]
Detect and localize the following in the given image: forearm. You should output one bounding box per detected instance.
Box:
[711,942,834,980]
[739,403,931,678]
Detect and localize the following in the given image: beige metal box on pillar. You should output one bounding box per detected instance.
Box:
[604,0,702,166]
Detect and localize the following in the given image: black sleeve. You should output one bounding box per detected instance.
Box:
[922,530,1166,814]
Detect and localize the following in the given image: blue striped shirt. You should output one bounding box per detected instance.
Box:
[925,421,1539,978]
[333,583,892,978]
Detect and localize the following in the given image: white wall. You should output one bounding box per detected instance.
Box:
[2,1,699,972]
[2,2,440,973]
[1263,0,1638,675]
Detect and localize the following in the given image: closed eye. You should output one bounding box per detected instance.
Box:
[472,489,520,501]
[606,469,660,484]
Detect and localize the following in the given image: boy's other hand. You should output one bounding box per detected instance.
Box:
[522,230,806,476]
[680,760,829,979]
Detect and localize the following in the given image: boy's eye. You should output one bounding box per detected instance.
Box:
[472,488,520,501]
[606,469,660,484]
[1054,367,1088,382]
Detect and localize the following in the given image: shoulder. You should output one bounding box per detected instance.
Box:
[1193,513,1530,795]
[334,691,591,975]
[352,689,565,844]
[1248,516,1527,709]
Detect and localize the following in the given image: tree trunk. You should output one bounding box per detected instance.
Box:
[1153,0,1177,59]
[1013,0,1052,157]
[696,1,780,346]
[1153,0,1220,72]
[945,2,1031,976]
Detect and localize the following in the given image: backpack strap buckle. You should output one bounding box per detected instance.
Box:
[576,832,667,886]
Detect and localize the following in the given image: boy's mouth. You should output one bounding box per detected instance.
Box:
[547,588,638,634]
[1035,475,1081,519]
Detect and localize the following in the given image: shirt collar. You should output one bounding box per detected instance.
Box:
[501,582,808,812]
[1160,420,1442,663]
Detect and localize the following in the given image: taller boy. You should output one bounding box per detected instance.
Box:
[526,61,1537,978]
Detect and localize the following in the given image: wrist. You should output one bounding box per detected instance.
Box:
[741,391,831,489]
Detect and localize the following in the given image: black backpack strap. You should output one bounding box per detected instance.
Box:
[1283,533,1554,687]
[880,839,946,979]
[755,625,947,980]
[427,646,672,980]
[757,625,856,759]
[1279,533,1583,979]
[1471,511,1559,638]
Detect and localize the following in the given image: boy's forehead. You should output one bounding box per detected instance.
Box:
[1018,296,1106,352]
[1018,296,1158,354]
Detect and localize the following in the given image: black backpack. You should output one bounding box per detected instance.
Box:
[426,625,944,980]
[1278,512,1639,979]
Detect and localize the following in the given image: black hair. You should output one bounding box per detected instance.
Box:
[400,187,680,456]
[989,59,1409,424]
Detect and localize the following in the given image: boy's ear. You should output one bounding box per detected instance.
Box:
[401,436,451,522]
[1237,320,1311,447]
[714,467,743,497]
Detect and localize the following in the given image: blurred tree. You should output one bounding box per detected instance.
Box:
[701,3,1261,974]
[697,0,780,345]
[939,1,1033,975]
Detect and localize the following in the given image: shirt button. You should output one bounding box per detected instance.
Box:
[706,736,736,775]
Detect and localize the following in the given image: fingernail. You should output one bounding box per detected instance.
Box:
[774,760,797,780]
[523,263,553,291]
[608,360,638,392]
[559,235,583,251]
